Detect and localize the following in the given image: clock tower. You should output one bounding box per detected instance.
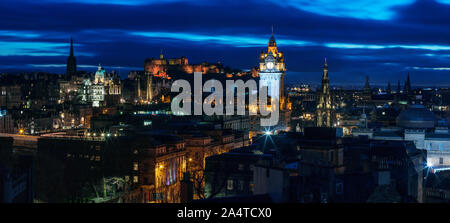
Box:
[259,33,286,110]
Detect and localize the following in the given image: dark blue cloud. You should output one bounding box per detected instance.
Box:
[0,0,450,86]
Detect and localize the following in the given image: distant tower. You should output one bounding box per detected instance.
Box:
[404,73,411,94]
[146,72,152,102]
[386,81,391,94]
[359,110,368,128]
[259,31,286,110]
[136,75,141,101]
[397,80,401,93]
[94,64,105,84]
[363,76,371,92]
[363,76,371,102]
[316,57,334,127]
[66,38,77,79]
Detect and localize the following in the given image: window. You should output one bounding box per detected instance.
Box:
[133,176,139,183]
[95,156,101,161]
[440,157,444,165]
[227,179,233,190]
[239,180,244,191]
[238,164,244,171]
[249,183,254,192]
[133,162,139,171]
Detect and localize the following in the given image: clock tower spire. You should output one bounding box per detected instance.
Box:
[259,31,286,111]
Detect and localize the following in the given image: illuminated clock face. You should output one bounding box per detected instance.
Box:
[267,62,274,70]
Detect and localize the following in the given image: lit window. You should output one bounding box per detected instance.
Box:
[133,162,139,171]
[133,176,138,183]
[227,179,233,190]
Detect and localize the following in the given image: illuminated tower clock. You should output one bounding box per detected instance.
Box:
[259,33,286,110]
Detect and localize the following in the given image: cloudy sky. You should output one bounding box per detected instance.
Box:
[1,0,450,86]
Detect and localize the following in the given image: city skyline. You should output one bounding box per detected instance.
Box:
[1,0,450,86]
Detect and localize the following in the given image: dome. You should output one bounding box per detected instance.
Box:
[396,105,437,129]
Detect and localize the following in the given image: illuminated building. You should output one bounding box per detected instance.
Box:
[316,58,335,127]
[258,33,286,110]
[79,65,121,107]
[144,53,223,79]
[125,134,187,203]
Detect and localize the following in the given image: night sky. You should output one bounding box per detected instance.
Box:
[1,0,450,87]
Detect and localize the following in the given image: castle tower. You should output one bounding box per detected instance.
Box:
[66,38,77,79]
[316,57,334,127]
[258,32,286,110]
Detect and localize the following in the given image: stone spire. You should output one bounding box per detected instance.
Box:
[316,57,334,127]
[70,38,74,57]
[323,57,328,79]
[66,37,77,79]
[269,26,276,47]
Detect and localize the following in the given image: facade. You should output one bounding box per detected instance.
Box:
[204,146,274,199]
[0,85,22,110]
[0,110,14,133]
[126,135,187,203]
[78,65,121,107]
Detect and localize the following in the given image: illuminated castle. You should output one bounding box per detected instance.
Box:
[144,53,223,79]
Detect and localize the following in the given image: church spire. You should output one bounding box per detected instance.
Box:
[70,37,74,57]
[404,72,411,93]
[364,76,370,90]
[323,57,328,78]
[269,26,276,47]
[66,37,77,79]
